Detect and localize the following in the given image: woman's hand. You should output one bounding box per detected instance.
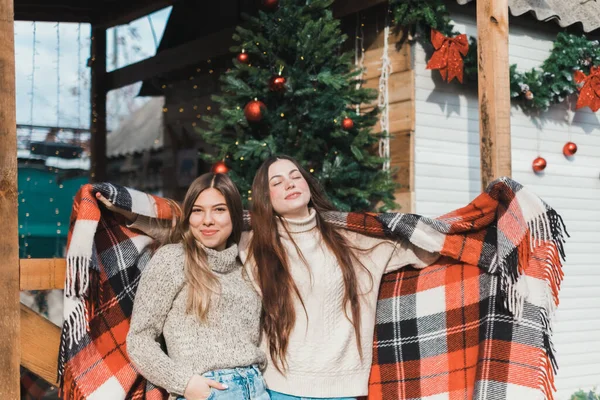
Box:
[183,375,228,400]
[95,192,137,222]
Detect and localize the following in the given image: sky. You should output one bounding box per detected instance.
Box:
[14,7,171,131]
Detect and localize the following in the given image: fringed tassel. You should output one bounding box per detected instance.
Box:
[65,255,91,297]
[63,297,88,348]
[498,245,526,319]
[538,349,557,400]
[59,366,86,400]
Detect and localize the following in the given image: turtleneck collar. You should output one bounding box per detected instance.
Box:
[277,208,317,237]
[198,242,239,274]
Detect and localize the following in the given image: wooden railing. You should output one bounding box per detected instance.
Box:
[19,258,66,386]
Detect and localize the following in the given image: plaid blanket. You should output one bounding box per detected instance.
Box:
[58,178,566,400]
[59,183,174,400]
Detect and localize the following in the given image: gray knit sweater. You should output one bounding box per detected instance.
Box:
[126,243,265,396]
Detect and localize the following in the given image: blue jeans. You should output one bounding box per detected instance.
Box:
[267,390,356,400]
[177,365,269,400]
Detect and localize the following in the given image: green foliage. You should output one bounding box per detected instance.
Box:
[391,0,600,113]
[199,0,397,211]
[570,388,600,400]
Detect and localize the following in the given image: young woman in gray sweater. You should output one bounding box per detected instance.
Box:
[123,173,268,400]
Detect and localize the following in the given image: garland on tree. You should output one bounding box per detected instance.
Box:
[391,0,600,113]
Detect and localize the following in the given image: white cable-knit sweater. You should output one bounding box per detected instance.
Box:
[239,209,438,397]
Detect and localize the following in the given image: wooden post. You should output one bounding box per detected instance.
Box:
[90,26,107,182]
[477,0,512,191]
[0,0,20,397]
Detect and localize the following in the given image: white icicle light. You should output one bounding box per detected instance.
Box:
[378,26,392,171]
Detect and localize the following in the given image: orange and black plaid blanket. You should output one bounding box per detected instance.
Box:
[59,178,566,400]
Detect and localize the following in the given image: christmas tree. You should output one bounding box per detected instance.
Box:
[200,0,397,211]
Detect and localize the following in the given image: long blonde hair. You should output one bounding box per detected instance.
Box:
[169,173,243,321]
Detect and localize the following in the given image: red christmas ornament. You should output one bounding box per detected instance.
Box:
[563,141,578,157]
[532,157,547,173]
[237,51,249,64]
[341,117,354,130]
[426,29,469,83]
[525,90,534,100]
[244,100,266,122]
[212,161,229,174]
[574,66,600,112]
[260,0,279,10]
[269,75,287,91]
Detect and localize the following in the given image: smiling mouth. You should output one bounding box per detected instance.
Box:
[201,230,219,236]
[285,192,302,200]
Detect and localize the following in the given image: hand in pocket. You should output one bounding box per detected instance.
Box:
[183,375,227,400]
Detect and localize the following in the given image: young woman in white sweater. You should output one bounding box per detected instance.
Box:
[241,155,438,400]
[122,173,269,400]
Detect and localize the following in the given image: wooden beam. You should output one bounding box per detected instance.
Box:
[95,0,174,28]
[332,0,387,18]
[20,304,61,386]
[106,0,390,91]
[14,1,92,23]
[20,258,66,291]
[90,26,107,183]
[0,0,20,397]
[477,0,512,190]
[105,28,236,91]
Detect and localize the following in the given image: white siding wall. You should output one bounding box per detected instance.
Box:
[414,13,600,399]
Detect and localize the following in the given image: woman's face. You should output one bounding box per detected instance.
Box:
[267,159,311,219]
[188,188,232,251]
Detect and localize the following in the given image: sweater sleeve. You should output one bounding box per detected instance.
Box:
[126,245,194,395]
[383,239,440,273]
[352,232,439,274]
[127,215,172,243]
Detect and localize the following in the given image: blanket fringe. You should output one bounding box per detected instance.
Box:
[59,366,86,400]
[500,205,567,396]
[65,255,91,298]
[539,348,557,400]
[63,297,87,348]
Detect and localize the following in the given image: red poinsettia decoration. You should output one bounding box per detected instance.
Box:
[574,66,600,112]
[426,29,469,83]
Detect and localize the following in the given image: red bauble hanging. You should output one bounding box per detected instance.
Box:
[532,157,547,173]
[269,75,287,92]
[260,0,279,10]
[525,90,534,101]
[244,100,266,122]
[237,50,249,64]
[341,117,355,130]
[212,161,229,174]
[563,141,578,157]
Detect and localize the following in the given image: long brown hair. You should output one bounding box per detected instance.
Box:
[248,155,370,372]
[173,173,243,320]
